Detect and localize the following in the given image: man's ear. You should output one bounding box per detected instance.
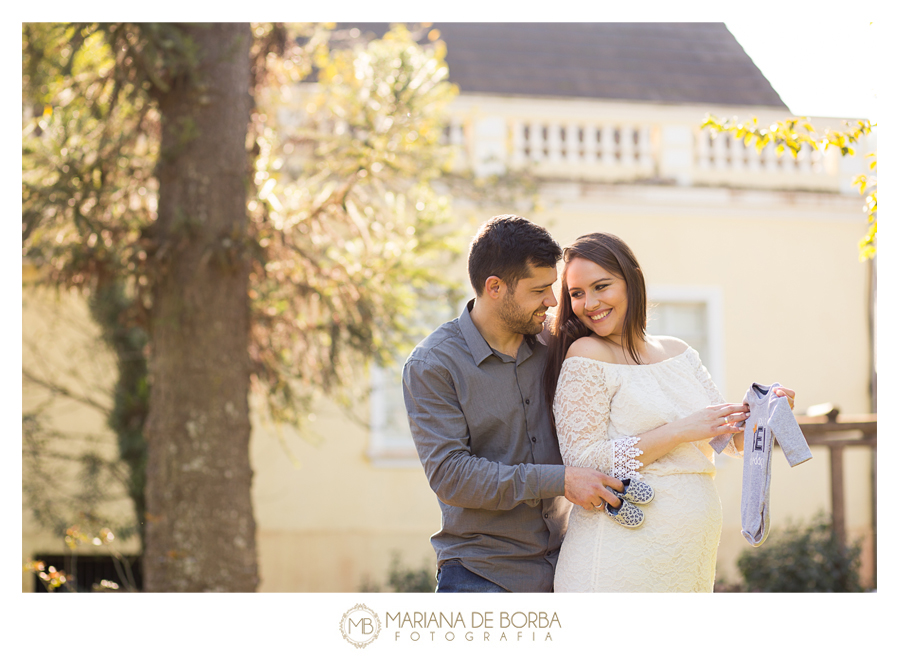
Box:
[483,275,505,300]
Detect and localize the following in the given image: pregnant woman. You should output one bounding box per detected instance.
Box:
[543,232,794,592]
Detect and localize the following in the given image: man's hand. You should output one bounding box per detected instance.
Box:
[564,467,623,511]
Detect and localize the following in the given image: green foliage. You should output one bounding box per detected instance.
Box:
[736,515,864,592]
[360,553,436,593]
[387,558,436,593]
[22,23,158,293]
[247,24,464,424]
[701,114,876,261]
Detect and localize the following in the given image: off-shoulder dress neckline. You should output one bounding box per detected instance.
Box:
[563,347,693,368]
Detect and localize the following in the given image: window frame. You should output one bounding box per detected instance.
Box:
[647,284,725,390]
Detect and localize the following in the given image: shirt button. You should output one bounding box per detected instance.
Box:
[531,436,537,443]
[544,513,549,519]
[525,399,530,404]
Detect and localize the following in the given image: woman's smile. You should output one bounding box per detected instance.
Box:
[586,307,612,322]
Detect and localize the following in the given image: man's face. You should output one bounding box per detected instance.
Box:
[498,265,559,335]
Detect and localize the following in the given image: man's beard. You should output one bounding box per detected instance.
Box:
[498,292,545,336]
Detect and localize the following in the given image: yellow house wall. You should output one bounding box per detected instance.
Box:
[21,281,142,592]
[251,397,440,592]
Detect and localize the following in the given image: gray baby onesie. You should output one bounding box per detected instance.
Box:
[710,382,812,547]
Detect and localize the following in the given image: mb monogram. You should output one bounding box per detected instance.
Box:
[340,604,381,648]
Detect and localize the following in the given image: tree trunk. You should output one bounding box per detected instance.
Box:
[143,23,258,592]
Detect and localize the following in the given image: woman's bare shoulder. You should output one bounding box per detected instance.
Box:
[651,334,692,358]
[565,336,617,363]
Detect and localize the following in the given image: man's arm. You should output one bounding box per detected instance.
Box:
[403,356,554,510]
[403,357,621,510]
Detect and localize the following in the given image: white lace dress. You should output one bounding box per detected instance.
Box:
[553,348,741,593]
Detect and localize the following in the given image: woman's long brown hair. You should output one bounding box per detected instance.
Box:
[542,233,648,423]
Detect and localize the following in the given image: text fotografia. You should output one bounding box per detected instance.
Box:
[387,611,561,642]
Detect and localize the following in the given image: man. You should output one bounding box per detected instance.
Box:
[402,215,623,593]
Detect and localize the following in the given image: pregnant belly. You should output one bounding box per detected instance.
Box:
[558,472,723,592]
[568,472,721,537]
[640,472,721,532]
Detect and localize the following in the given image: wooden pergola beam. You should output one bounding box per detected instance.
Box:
[776,414,877,563]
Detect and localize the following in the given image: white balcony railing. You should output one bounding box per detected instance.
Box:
[442,103,871,194]
[283,84,871,195]
[508,122,654,169]
[695,131,823,174]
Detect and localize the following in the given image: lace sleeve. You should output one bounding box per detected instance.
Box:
[553,358,644,480]
[687,347,725,406]
[686,348,743,458]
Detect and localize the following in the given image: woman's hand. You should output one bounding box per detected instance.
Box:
[773,386,796,410]
[671,403,750,443]
[626,402,750,468]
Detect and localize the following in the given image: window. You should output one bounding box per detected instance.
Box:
[647,285,724,389]
[368,363,421,467]
[368,299,463,467]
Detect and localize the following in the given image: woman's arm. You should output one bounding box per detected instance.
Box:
[554,358,636,504]
[642,338,797,461]
[630,403,750,466]
[563,336,750,468]
[640,386,796,462]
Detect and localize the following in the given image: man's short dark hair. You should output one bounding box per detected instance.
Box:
[468,215,562,295]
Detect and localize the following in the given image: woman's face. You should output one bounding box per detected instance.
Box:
[566,257,628,344]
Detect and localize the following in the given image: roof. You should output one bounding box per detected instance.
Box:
[332,23,787,108]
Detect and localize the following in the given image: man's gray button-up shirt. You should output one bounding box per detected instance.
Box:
[401,300,570,592]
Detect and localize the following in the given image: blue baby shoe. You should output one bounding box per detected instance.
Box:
[604,499,644,529]
[617,478,654,505]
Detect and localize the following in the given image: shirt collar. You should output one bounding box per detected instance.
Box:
[460,299,537,366]
[460,299,493,366]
